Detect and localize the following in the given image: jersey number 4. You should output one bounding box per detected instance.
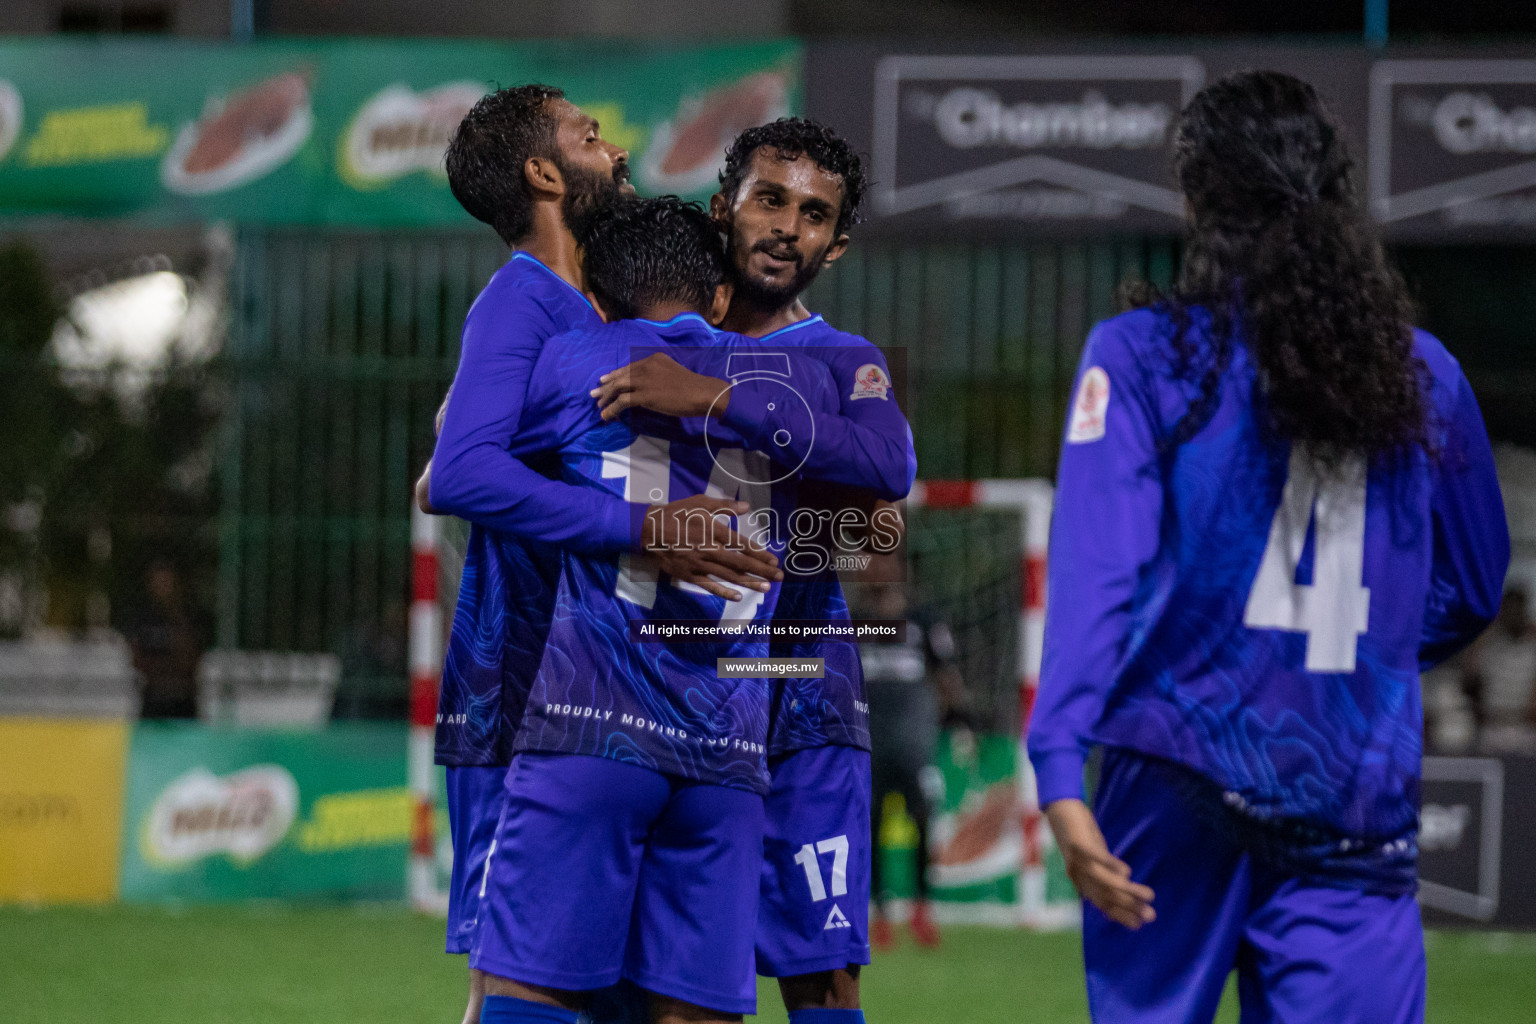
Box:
[1243,449,1370,673]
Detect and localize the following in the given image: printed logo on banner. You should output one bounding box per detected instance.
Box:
[0,81,22,165]
[849,362,891,401]
[141,764,299,868]
[162,70,313,196]
[639,70,791,195]
[871,55,1203,224]
[341,82,485,188]
[1370,60,1536,232]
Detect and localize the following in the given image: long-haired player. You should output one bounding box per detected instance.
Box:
[1029,70,1509,1023]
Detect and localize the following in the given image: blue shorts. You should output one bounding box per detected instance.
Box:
[1086,749,1426,1024]
[445,764,505,955]
[756,745,873,978]
[469,752,764,1015]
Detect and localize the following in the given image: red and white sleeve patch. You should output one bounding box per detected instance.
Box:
[849,363,892,401]
[1067,366,1110,443]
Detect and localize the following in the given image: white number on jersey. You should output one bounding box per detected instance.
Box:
[792,834,850,903]
[602,436,672,609]
[603,437,772,626]
[1243,448,1371,672]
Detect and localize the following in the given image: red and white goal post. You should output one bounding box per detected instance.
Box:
[408,504,449,914]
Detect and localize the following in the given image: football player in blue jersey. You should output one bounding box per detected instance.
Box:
[419,86,782,1024]
[1027,71,1510,1024]
[590,119,908,1024]
[468,196,853,1024]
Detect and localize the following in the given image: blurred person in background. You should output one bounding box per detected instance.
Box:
[122,558,202,718]
[1461,586,1536,753]
[852,553,969,951]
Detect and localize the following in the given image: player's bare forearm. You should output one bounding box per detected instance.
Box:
[415,392,450,516]
[592,352,731,422]
[642,495,783,602]
[1045,798,1156,930]
[415,461,439,515]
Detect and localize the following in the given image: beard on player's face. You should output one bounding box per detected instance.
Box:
[559,158,631,243]
[728,230,829,310]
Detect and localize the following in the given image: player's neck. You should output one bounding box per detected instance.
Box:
[516,204,586,295]
[718,294,812,338]
[636,301,708,323]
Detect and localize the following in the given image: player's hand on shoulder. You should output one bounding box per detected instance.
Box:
[642,495,783,602]
[592,353,731,422]
[1045,798,1156,931]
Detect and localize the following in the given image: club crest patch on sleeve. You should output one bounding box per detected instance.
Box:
[849,363,891,401]
[1068,366,1109,443]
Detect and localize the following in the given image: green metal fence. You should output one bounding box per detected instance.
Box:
[807,238,1179,479]
[220,230,1176,713]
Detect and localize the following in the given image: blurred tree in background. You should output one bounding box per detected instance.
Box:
[0,239,220,646]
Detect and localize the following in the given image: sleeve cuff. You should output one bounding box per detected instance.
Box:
[719,381,772,442]
[1029,747,1088,807]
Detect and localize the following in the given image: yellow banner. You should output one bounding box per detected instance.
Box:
[0,717,128,904]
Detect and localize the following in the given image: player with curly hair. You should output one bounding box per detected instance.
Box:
[1029,70,1510,1023]
[590,118,909,1024]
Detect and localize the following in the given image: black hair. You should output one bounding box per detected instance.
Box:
[718,117,867,235]
[445,84,564,246]
[582,196,725,321]
[1159,70,1428,469]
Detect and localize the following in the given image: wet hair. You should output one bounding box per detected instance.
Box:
[1159,70,1428,468]
[582,196,725,321]
[718,117,868,235]
[445,84,564,246]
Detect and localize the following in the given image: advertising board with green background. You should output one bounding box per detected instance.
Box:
[119,721,434,903]
[0,38,800,225]
[878,731,1074,916]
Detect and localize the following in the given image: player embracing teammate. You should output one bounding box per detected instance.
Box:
[593,119,911,1021]
[424,91,909,1024]
[1029,71,1510,1023]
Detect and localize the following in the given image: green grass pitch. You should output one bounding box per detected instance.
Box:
[2,906,1533,1023]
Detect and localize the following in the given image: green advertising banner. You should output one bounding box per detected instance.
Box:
[120,722,415,902]
[879,731,1076,920]
[0,38,801,225]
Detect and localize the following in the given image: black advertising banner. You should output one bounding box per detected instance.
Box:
[1419,755,1536,930]
[1370,60,1536,240]
[868,54,1202,233]
[809,42,1536,242]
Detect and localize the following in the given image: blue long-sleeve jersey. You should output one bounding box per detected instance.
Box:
[431,265,914,767]
[505,312,848,792]
[1028,307,1508,882]
[432,252,635,766]
[749,314,917,756]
